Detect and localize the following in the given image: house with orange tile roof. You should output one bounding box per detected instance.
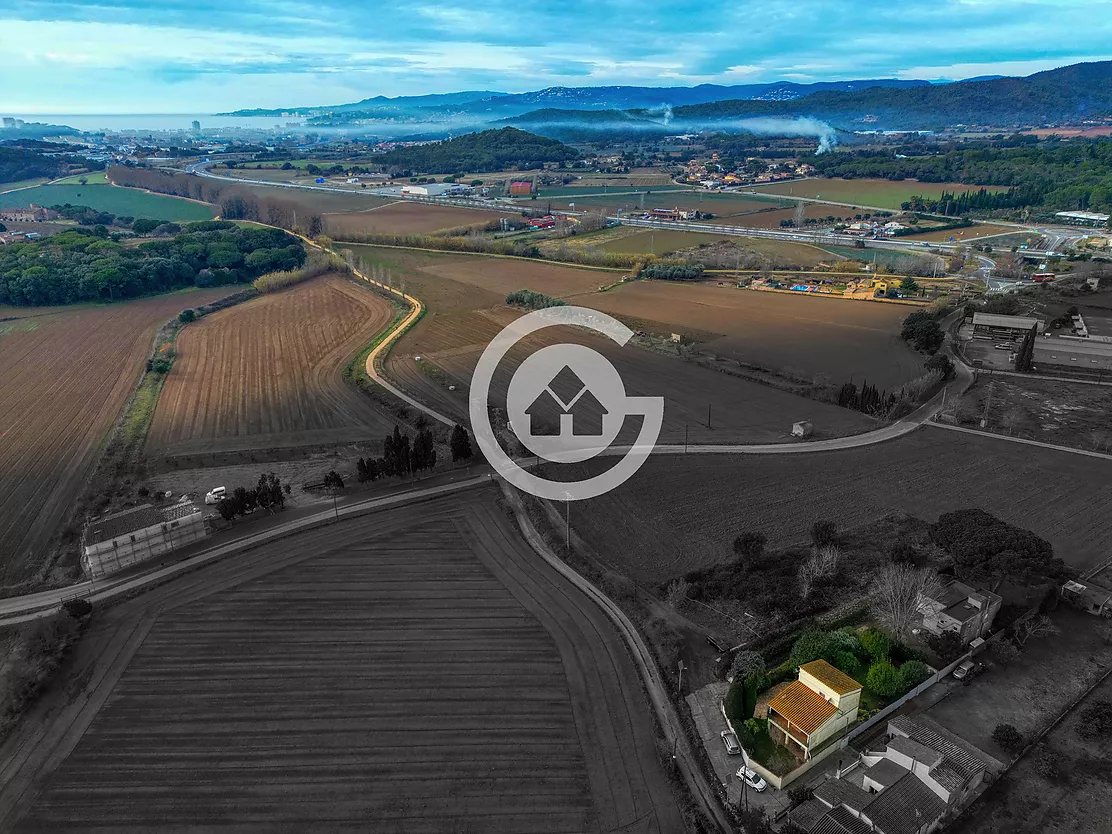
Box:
[767,659,862,760]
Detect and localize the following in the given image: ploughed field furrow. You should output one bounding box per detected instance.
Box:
[13,506,600,833]
[147,275,394,454]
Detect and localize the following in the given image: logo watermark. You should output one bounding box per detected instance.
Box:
[469,306,664,500]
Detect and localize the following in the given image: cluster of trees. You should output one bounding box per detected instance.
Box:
[108,167,323,234]
[805,138,1112,214]
[636,261,705,281]
[216,473,289,521]
[505,288,567,310]
[374,128,579,174]
[353,425,440,483]
[901,309,946,353]
[0,143,105,183]
[930,509,1071,589]
[837,379,896,415]
[47,203,181,236]
[786,625,930,700]
[0,222,306,306]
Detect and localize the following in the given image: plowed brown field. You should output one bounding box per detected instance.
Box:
[561,427,1112,584]
[0,290,232,580]
[147,274,396,456]
[0,493,684,832]
[324,202,515,236]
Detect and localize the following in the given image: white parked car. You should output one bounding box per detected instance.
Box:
[204,486,226,505]
[737,766,767,792]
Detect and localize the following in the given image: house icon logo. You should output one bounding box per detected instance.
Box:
[524,365,608,438]
[469,306,665,501]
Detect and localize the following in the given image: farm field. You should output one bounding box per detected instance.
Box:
[556,427,1112,586]
[0,184,214,221]
[951,377,1112,453]
[543,192,785,219]
[0,178,50,192]
[534,183,688,197]
[709,201,860,230]
[0,289,233,583]
[324,201,513,237]
[591,229,837,267]
[147,274,396,457]
[347,246,872,440]
[900,222,1017,243]
[749,178,1006,211]
[0,492,683,833]
[50,171,109,185]
[584,279,924,387]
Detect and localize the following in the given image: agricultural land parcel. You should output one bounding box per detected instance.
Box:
[951,376,1112,453]
[591,228,836,267]
[147,274,397,457]
[0,185,214,222]
[348,245,875,442]
[750,178,1007,211]
[0,289,234,584]
[556,427,1112,585]
[324,201,515,237]
[584,279,925,388]
[0,492,684,833]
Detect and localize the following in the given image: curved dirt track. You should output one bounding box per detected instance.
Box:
[147,274,396,456]
[0,490,682,833]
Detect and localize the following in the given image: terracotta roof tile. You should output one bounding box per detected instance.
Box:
[768,680,838,736]
[801,659,862,696]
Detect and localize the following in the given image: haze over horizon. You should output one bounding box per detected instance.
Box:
[5,0,1112,115]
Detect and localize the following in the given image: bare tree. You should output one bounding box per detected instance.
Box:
[664,578,690,612]
[1013,614,1059,647]
[871,563,942,642]
[798,544,840,599]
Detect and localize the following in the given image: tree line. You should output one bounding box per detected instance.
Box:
[0,143,105,183]
[373,128,579,174]
[0,221,305,306]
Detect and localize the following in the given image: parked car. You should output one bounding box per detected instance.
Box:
[994,343,1013,350]
[204,486,226,505]
[721,730,742,756]
[736,766,767,792]
[953,660,984,683]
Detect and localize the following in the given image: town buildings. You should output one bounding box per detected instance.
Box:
[81,502,208,579]
[918,580,1002,644]
[767,660,862,761]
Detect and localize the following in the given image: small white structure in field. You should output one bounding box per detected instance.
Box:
[792,420,814,438]
[671,333,682,343]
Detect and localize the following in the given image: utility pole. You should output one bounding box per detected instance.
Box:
[677,660,685,697]
[684,423,689,454]
[564,492,571,552]
[981,382,994,428]
[707,403,713,430]
[332,490,338,521]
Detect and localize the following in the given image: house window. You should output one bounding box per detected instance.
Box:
[130,535,137,543]
[171,521,179,528]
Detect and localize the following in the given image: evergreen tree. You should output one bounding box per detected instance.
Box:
[1015,324,1037,372]
[450,424,474,461]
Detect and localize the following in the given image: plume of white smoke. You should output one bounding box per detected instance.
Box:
[723,116,838,153]
[661,103,674,126]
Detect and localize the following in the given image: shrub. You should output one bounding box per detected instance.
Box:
[993,723,1024,753]
[866,659,902,698]
[810,520,839,548]
[834,651,862,680]
[724,678,750,722]
[898,660,931,691]
[0,615,82,721]
[860,627,892,660]
[61,598,92,620]
[826,630,863,659]
[1077,700,1112,741]
[729,650,766,683]
[733,531,767,561]
[178,308,195,323]
[505,288,567,310]
[789,630,833,667]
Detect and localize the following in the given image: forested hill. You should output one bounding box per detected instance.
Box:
[375,128,579,173]
[1,143,105,184]
[674,61,1112,129]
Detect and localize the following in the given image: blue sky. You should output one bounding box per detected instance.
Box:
[4,0,1112,113]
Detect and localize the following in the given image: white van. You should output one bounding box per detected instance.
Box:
[204,487,227,505]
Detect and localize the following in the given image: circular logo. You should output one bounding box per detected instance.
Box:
[469,306,664,500]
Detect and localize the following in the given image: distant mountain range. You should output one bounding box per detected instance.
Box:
[216,62,1112,134]
[218,78,929,119]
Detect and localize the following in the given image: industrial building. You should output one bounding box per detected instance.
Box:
[971,312,1043,340]
[1054,210,1111,226]
[508,181,534,196]
[81,501,208,579]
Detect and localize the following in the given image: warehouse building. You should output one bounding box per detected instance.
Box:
[971,312,1043,340]
[1054,210,1110,227]
[81,501,208,579]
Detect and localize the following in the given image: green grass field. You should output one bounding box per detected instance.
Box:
[51,171,109,185]
[820,245,940,271]
[534,184,690,197]
[0,184,215,221]
[749,178,1006,211]
[0,178,50,193]
[596,229,734,254]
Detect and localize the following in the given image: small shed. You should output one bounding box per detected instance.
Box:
[792,421,813,438]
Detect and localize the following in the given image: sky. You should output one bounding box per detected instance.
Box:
[4,0,1112,114]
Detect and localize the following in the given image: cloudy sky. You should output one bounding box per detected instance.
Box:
[4,0,1112,114]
